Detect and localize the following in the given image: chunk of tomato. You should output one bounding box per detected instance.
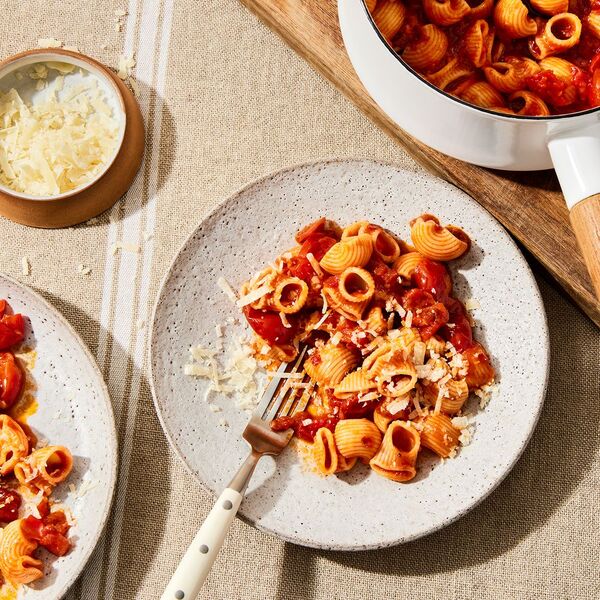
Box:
[21,512,71,556]
[401,288,448,340]
[440,297,473,351]
[0,352,23,410]
[286,256,315,283]
[298,234,337,262]
[243,306,297,346]
[412,258,452,300]
[0,487,21,522]
[0,312,25,351]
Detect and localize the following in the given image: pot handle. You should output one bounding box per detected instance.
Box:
[548,124,600,299]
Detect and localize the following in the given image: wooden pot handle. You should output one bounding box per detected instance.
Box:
[570,193,600,299]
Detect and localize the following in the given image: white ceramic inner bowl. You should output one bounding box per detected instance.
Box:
[0,52,126,201]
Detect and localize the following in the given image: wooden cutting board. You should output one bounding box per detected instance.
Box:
[239,0,600,327]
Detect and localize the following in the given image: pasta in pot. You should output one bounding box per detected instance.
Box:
[368,0,600,113]
[240,217,495,483]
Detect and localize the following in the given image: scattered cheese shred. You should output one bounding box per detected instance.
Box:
[111,241,141,254]
[312,310,330,330]
[117,54,136,80]
[279,312,292,328]
[217,277,238,302]
[77,264,91,275]
[465,298,481,311]
[37,38,63,48]
[306,252,323,277]
[21,256,31,276]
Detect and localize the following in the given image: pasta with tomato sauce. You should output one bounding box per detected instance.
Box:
[368,0,600,114]
[0,300,73,593]
[239,217,496,482]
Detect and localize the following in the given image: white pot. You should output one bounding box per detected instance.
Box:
[338,0,600,297]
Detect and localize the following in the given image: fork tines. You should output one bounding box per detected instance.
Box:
[256,345,309,422]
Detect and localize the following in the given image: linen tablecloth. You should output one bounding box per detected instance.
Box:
[1,1,598,598]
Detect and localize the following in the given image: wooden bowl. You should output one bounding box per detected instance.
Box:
[0,48,144,228]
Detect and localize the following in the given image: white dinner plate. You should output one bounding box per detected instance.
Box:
[0,273,117,596]
[150,159,549,550]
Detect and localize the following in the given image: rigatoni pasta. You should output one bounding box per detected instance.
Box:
[240,217,495,483]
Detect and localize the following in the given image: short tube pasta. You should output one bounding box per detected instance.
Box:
[338,267,375,303]
[334,369,376,398]
[508,90,550,116]
[410,215,470,261]
[0,415,29,476]
[304,343,360,387]
[427,59,474,90]
[463,20,491,68]
[493,0,537,38]
[393,252,424,280]
[320,234,373,275]
[370,421,421,482]
[372,0,406,40]
[530,13,582,60]
[424,0,470,26]
[271,276,309,314]
[402,25,449,71]
[0,520,43,585]
[370,227,401,263]
[419,413,460,457]
[335,419,383,462]
[14,445,73,495]
[530,0,568,15]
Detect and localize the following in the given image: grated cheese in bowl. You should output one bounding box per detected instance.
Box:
[0,60,122,197]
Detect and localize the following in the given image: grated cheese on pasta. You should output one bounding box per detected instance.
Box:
[236,284,272,307]
[306,252,323,277]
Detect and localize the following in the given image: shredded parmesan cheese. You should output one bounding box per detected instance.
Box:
[320,289,328,314]
[279,312,292,328]
[21,256,31,276]
[312,310,330,330]
[77,264,92,275]
[465,298,481,311]
[0,71,120,196]
[37,38,63,48]
[236,284,272,307]
[217,277,238,302]
[306,252,323,277]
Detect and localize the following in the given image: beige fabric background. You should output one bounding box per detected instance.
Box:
[0,0,599,598]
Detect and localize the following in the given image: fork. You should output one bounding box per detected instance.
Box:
[160,346,309,600]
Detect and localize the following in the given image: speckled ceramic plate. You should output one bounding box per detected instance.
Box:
[0,273,117,597]
[150,159,549,550]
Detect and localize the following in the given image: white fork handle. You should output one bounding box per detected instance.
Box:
[160,487,243,600]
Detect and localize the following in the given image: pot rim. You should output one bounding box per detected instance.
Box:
[360,0,600,122]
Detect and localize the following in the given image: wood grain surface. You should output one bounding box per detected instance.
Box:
[239,0,600,327]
